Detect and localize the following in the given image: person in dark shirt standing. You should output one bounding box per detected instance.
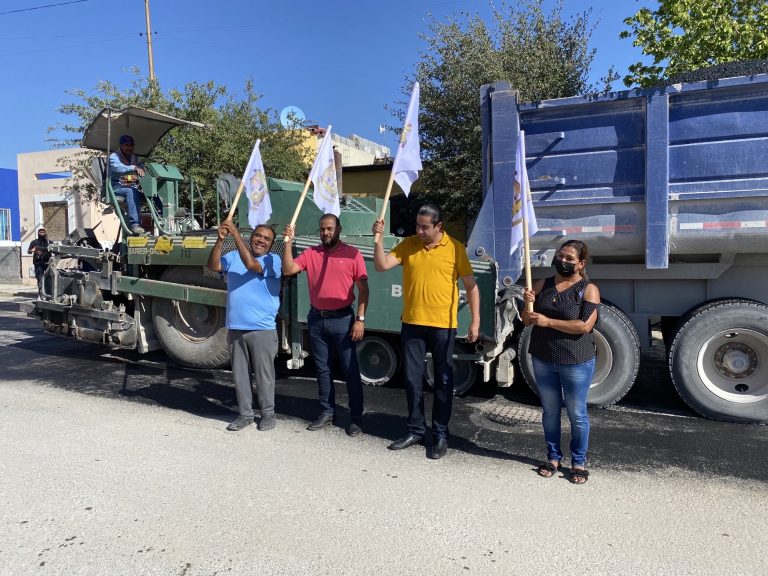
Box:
[522,240,600,484]
[27,227,51,297]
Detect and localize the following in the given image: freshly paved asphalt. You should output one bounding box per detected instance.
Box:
[1,290,766,481]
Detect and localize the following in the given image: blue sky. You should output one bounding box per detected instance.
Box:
[0,0,650,169]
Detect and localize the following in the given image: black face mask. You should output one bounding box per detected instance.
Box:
[554,258,577,277]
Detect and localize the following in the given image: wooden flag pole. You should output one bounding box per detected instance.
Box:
[522,211,534,312]
[284,127,331,242]
[225,180,245,222]
[284,174,314,242]
[374,169,397,244]
[225,139,260,223]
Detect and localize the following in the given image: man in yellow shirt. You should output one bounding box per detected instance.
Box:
[373,204,479,459]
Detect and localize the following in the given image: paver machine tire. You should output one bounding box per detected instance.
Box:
[356,335,400,386]
[668,299,768,423]
[152,266,230,369]
[516,302,640,407]
[425,342,479,397]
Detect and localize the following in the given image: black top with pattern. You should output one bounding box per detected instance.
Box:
[529,276,598,365]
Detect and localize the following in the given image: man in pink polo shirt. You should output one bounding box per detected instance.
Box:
[282,214,369,436]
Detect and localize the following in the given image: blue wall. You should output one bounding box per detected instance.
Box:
[0,168,19,241]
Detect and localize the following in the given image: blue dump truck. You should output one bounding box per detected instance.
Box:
[470,72,768,424]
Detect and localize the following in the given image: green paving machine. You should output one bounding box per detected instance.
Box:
[25,107,509,396]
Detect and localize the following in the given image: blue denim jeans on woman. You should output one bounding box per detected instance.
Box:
[532,357,595,466]
[307,308,364,421]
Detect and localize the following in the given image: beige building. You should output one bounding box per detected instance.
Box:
[331,133,390,167]
[300,126,391,167]
[17,148,119,285]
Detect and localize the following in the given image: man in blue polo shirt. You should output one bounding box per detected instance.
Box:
[207,220,282,432]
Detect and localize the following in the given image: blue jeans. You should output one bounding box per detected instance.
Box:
[307,309,364,420]
[113,186,142,227]
[401,323,456,440]
[532,357,595,466]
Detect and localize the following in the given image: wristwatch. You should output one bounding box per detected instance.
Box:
[355,315,365,322]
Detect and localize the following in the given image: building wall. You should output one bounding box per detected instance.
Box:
[17,148,119,285]
[0,167,20,242]
[342,168,401,198]
[0,167,21,280]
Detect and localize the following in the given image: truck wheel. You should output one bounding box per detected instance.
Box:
[152,266,230,369]
[516,303,640,407]
[425,342,479,397]
[356,335,399,386]
[668,300,768,423]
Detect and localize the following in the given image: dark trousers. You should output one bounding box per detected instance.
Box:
[401,323,456,440]
[307,309,364,420]
[34,263,47,296]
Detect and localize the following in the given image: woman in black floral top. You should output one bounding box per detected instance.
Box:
[522,240,600,484]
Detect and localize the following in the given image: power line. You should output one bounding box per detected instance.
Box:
[0,0,88,16]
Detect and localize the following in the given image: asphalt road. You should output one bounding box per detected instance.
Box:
[1,292,767,575]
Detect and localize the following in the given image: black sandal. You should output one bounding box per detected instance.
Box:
[537,462,559,478]
[570,468,589,484]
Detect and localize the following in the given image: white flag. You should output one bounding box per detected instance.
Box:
[242,139,272,228]
[510,130,538,254]
[309,125,340,216]
[392,82,422,197]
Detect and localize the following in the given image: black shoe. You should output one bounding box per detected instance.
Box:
[307,413,335,431]
[258,414,277,431]
[428,438,448,460]
[387,434,424,450]
[346,421,363,437]
[226,415,254,432]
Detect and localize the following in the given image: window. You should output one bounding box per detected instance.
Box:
[0,208,10,241]
[35,172,72,180]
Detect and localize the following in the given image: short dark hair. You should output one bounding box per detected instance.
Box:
[253,224,275,243]
[319,214,341,229]
[119,134,134,145]
[416,203,442,225]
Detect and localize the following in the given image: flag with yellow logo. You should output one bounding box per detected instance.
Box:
[242,139,272,228]
[309,126,340,216]
[510,130,538,254]
[392,82,422,197]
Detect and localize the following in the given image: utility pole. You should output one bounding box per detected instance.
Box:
[144,0,156,82]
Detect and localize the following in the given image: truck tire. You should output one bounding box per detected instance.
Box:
[152,266,230,369]
[425,342,479,397]
[668,300,768,423]
[356,335,399,386]
[516,303,640,407]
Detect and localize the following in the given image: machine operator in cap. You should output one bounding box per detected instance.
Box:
[109,134,147,235]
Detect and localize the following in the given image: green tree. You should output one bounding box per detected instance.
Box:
[396,0,616,222]
[620,0,768,87]
[49,71,309,224]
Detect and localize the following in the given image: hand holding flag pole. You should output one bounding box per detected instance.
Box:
[375,83,422,243]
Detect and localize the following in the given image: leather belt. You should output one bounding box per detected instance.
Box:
[310,306,353,319]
